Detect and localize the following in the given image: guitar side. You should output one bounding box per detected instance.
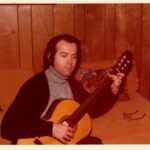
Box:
[17,99,92,144]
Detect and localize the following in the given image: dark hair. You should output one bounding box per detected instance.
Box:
[43,34,81,74]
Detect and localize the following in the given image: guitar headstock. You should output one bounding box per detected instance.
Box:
[113,50,133,76]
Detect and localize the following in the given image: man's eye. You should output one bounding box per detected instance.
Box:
[61,54,67,58]
[73,56,77,59]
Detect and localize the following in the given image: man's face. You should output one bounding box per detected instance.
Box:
[53,40,77,77]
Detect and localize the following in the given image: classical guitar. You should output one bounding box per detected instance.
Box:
[17,50,133,144]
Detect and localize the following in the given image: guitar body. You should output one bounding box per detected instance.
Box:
[17,99,92,144]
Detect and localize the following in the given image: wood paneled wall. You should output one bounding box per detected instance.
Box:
[0,4,150,100]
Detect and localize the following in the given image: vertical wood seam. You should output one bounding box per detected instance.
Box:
[114,4,117,58]
[84,4,87,62]
[138,4,144,92]
[104,4,106,59]
[114,4,116,59]
[52,5,54,37]
[73,4,75,36]
[30,5,34,71]
[17,4,21,68]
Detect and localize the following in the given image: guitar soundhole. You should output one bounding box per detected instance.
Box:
[59,115,70,123]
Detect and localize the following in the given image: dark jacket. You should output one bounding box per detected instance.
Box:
[1,71,118,142]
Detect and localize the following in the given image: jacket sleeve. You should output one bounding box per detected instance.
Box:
[1,76,53,142]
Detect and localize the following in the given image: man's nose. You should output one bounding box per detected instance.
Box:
[67,57,73,64]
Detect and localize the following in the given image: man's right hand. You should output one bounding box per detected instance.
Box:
[52,121,75,144]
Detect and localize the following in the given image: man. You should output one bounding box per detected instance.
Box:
[1,34,124,144]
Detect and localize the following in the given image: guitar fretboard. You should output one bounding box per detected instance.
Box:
[69,75,112,124]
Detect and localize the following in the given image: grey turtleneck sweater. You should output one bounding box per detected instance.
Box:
[40,66,74,118]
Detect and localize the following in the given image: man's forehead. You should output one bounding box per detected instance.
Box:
[56,40,76,48]
[56,40,77,54]
[57,50,77,55]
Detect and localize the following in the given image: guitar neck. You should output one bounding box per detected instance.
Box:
[69,75,112,125]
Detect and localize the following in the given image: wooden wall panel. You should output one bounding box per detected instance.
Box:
[74,5,86,61]
[0,5,19,68]
[18,5,33,69]
[84,4,105,61]
[123,4,142,78]
[115,4,142,58]
[115,4,130,57]
[105,4,116,59]
[32,5,54,72]
[53,4,74,36]
[0,4,150,99]
[140,4,150,98]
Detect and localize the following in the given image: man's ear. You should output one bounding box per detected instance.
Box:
[46,51,52,65]
[47,52,51,61]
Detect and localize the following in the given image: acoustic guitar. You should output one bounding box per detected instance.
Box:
[17,50,133,144]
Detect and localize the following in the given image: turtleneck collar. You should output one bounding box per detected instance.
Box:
[45,65,68,84]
